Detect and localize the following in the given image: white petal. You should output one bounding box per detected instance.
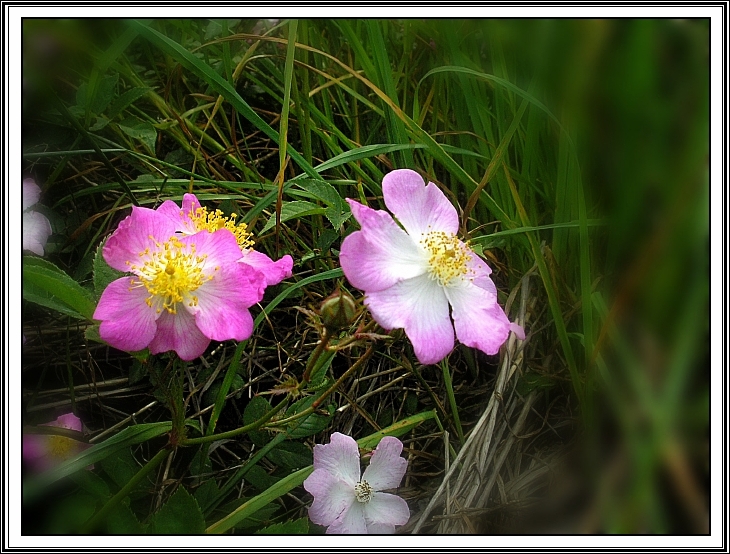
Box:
[361,436,407,491]
[365,274,454,365]
[326,502,367,534]
[304,469,355,527]
[363,492,410,527]
[312,432,361,487]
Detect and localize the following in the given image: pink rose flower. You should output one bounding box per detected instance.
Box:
[156,193,293,286]
[93,205,267,360]
[303,433,410,534]
[340,169,524,365]
[23,413,90,472]
[23,178,52,256]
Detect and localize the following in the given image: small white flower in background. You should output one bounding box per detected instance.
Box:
[23,178,52,256]
[303,432,410,534]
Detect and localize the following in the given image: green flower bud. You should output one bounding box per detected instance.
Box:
[320,289,357,331]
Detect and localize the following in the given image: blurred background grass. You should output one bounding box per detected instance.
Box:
[21,18,709,534]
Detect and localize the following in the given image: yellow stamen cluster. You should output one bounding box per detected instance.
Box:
[354,480,374,503]
[188,206,254,251]
[420,230,472,286]
[128,236,215,315]
[47,435,75,460]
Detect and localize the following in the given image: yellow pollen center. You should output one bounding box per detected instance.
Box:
[188,206,254,251]
[128,236,214,315]
[420,231,472,286]
[47,435,75,460]
[354,480,374,503]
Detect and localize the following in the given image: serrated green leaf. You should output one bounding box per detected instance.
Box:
[23,257,96,319]
[285,396,333,439]
[146,487,205,534]
[243,396,274,447]
[255,517,309,534]
[100,447,141,492]
[243,464,279,492]
[106,502,144,534]
[118,117,157,152]
[260,201,326,234]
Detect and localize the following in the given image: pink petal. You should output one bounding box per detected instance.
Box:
[239,250,293,287]
[102,207,178,271]
[180,228,247,268]
[304,469,355,527]
[382,169,459,237]
[510,322,526,340]
[155,199,196,233]
[326,502,367,534]
[23,178,41,210]
[193,265,260,342]
[53,413,83,432]
[363,492,410,527]
[95,278,159,352]
[446,282,511,355]
[361,436,408,491]
[148,308,210,361]
[467,253,497,295]
[365,274,454,365]
[181,193,202,220]
[312,432,361,487]
[23,211,52,256]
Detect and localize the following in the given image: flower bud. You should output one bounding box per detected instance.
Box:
[320,289,357,331]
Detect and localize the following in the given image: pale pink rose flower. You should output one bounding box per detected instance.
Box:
[340,169,524,365]
[23,178,52,256]
[303,433,410,534]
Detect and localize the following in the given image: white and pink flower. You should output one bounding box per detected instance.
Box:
[303,433,410,534]
[93,205,268,360]
[23,413,89,472]
[340,169,524,365]
[23,178,52,256]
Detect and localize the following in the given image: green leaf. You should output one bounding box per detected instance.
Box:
[23,257,96,320]
[260,201,326,233]
[118,117,157,152]
[293,179,351,230]
[106,502,144,534]
[243,396,274,447]
[70,470,111,499]
[46,493,98,533]
[265,441,313,470]
[305,349,336,391]
[92,239,127,298]
[243,464,279,492]
[76,73,118,115]
[146,487,205,534]
[206,466,314,534]
[356,410,436,450]
[107,86,153,119]
[100,447,142,493]
[255,517,309,534]
[285,396,333,439]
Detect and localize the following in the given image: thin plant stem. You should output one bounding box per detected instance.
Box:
[80,447,170,533]
[440,359,464,445]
